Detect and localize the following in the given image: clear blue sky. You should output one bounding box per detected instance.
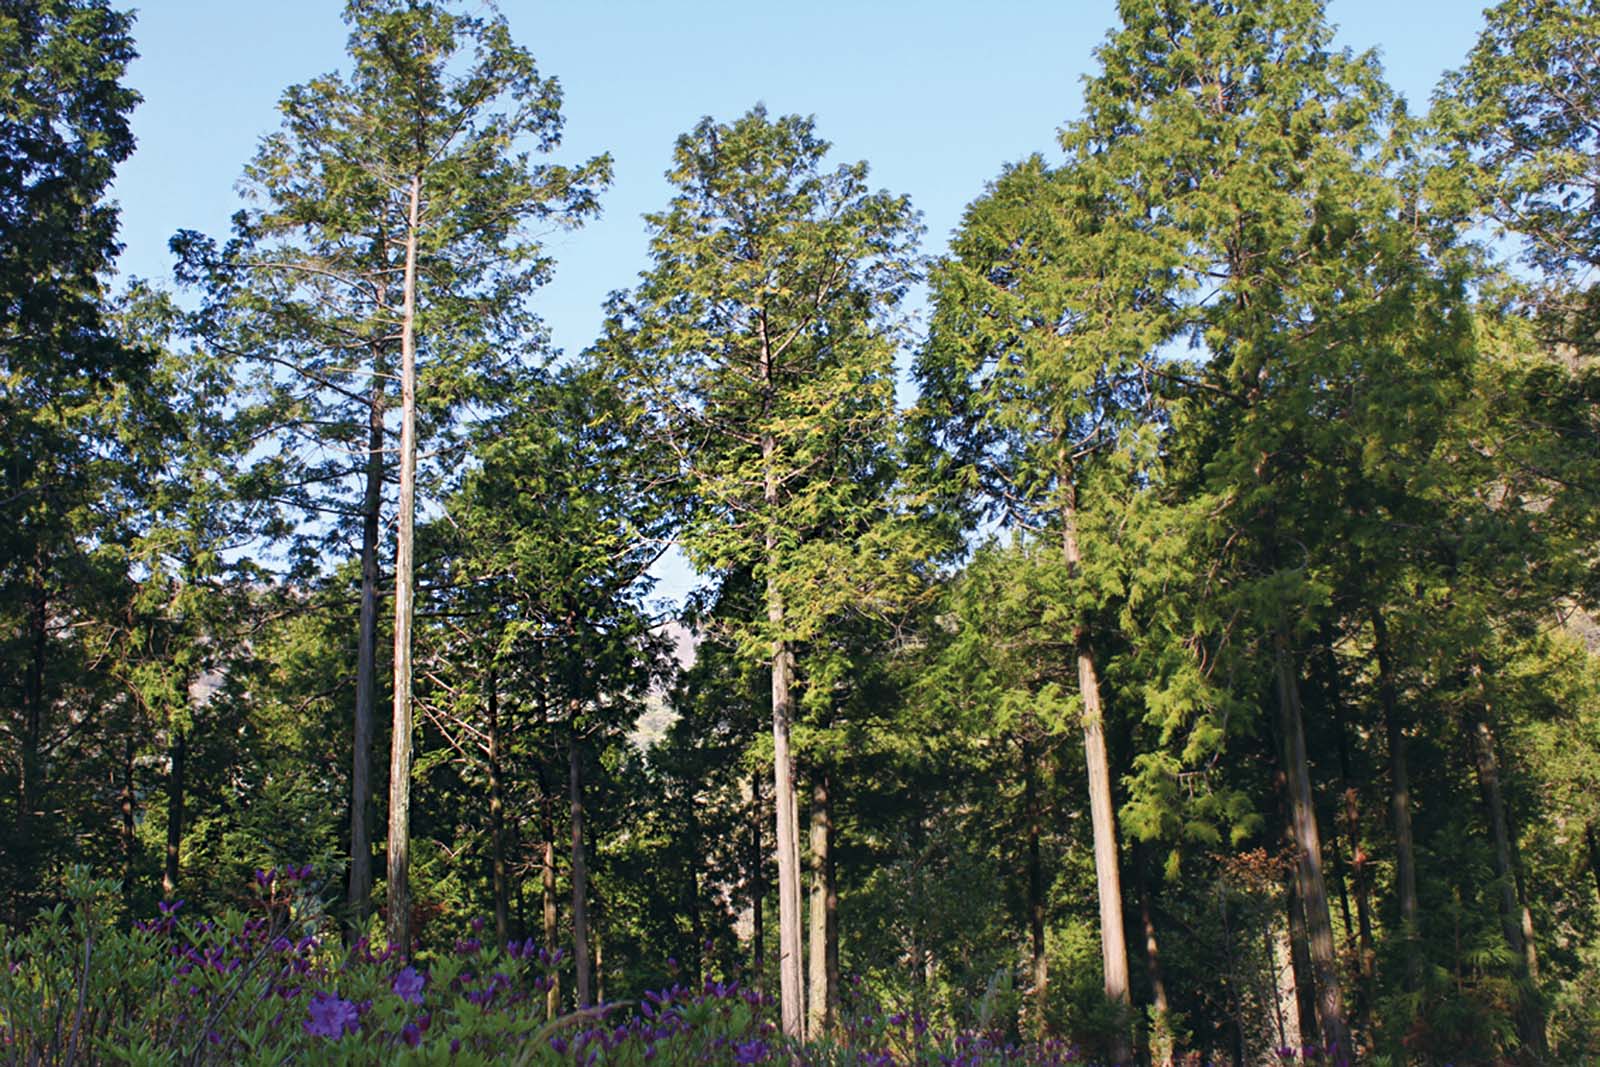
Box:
[109,0,1492,603]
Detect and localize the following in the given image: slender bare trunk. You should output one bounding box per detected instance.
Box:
[16,566,47,904]
[347,372,383,929]
[121,733,136,912]
[569,725,592,1007]
[1321,636,1376,1017]
[1470,705,1545,1054]
[1372,610,1420,989]
[1024,738,1049,1036]
[542,787,559,1019]
[686,802,704,982]
[1061,485,1130,1060]
[1135,843,1171,1066]
[384,172,422,955]
[759,310,805,1041]
[752,768,766,992]
[487,668,510,949]
[1587,824,1600,903]
[1274,634,1349,1058]
[1285,866,1317,1048]
[593,897,605,1005]
[808,771,836,1040]
[162,730,186,900]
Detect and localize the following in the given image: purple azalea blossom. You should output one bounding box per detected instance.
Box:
[392,966,425,1005]
[303,991,359,1039]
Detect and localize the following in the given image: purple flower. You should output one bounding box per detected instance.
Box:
[254,868,275,889]
[392,966,425,1006]
[401,1022,422,1047]
[303,992,359,1039]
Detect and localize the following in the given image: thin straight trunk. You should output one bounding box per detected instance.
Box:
[162,730,186,900]
[824,803,839,1029]
[1320,638,1377,996]
[384,172,422,955]
[1024,738,1049,1036]
[1343,786,1376,982]
[1469,705,1545,1054]
[752,768,766,992]
[593,898,605,1006]
[1330,838,1355,962]
[1372,610,1420,989]
[1274,634,1350,1058]
[16,566,47,904]
[687,802,704,982]
[1285,867,1318,1048]
[808,772,836,1040]
[537,670,561,1018]
[1266,915,1289,1053]
[569,726,592,1008]
[758,310,805,1041]
[1505,806,1541,983]
[1587,824,1600,903]
[542,789,559,1020]
[347,372,384,929]
[1060,482,1131,1060]
[487,668,510,950]
[121,733,136,912]
[1135,843,1171,1066]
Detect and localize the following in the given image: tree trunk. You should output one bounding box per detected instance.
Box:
[759,308,805,1040]
[163,730,186,900]
[1135,843,1171,1066]
[347,372,383,930]
[542,787,559,1020]
[1285,865,1318,1049]
[751,767,766,992]
[121,733,137,913]
[1587,823,1600,904]
[1061,486,1131,1060]
[1469,706,1545,1055]
[16,566,47,904]
[384,171,422,956]
[593,895,605,1006]
[1320,634,1377,1010]
[487,667,510,950]
[1025,738,1049,1037]
[569,724,592,1008]
[686,800,704,983]
[1372,609,1420,990]
[807,771,836,1040]
[1274,634,1350,1058]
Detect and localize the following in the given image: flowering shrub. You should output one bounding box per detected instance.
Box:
[0,868,1155,1065]
[0,868,779,1066]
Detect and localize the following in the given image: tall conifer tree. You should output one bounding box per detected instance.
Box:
[177,0,610,946]
[596,107,920,1038]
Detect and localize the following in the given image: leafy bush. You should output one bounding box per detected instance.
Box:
[0,869,1110,1065]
